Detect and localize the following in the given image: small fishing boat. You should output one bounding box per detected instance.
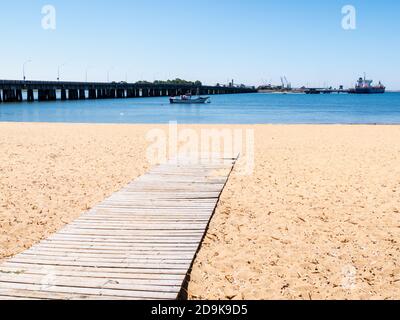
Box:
[169,95,210,104]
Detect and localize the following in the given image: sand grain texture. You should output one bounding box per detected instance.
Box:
[1,123,400,300]
[189,125,400,300]
[0,123,152,260]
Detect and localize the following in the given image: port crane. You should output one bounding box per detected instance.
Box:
[284,77,292,90]
[280,76,292,90]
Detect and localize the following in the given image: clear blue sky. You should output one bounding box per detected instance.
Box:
[1,0,399,89]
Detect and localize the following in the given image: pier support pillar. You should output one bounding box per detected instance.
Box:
[79,89,86,100]
[48,89,56,101]
[9,89,17,102]
[68,89,78,100]
[126,89,135,98]
[142,88,148,97]
[105,89,115,99]
[16,89,23,102]
[0,90,2,103]
[27,89,34,102]
[61,89,67,101]
[38,89,47,102]
[88,89,96,99]
[117,89,124,98]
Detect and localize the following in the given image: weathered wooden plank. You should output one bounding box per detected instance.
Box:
[74,218,210,223]
[6,258,191,270]
[37,239,203,247]
[0,271,187,292]
[39,240,200,248]
[0,289,111,300]
[50,234,204,240]
[15,254,193,265]
[0,294,41,300]
[66,222,209,228]
[0,288,166,300]
[21,251,195,260]
[0,265,186,280]
[0,275,182,293]
[0,282,177,299]
[61,224,208,231]
[24,248,195,255]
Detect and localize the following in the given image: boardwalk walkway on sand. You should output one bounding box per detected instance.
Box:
[0,156,238,300]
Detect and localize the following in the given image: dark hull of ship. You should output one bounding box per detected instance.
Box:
[349,88,386,94]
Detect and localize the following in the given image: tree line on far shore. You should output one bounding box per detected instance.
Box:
[135,79,202,86]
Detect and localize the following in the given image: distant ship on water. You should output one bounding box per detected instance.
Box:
[349,75,386,94]
[260,74,386,95]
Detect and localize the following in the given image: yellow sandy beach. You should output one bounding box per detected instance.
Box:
[1,123,400,300]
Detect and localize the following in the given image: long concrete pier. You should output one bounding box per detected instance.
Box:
[0,80,256,103]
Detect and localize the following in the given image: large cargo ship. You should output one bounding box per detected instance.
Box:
[349,76,386,94]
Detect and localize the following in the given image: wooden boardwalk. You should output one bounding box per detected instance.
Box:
[0,156,237,300]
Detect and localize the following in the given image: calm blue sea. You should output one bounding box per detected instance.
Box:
[1,93,400,124]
